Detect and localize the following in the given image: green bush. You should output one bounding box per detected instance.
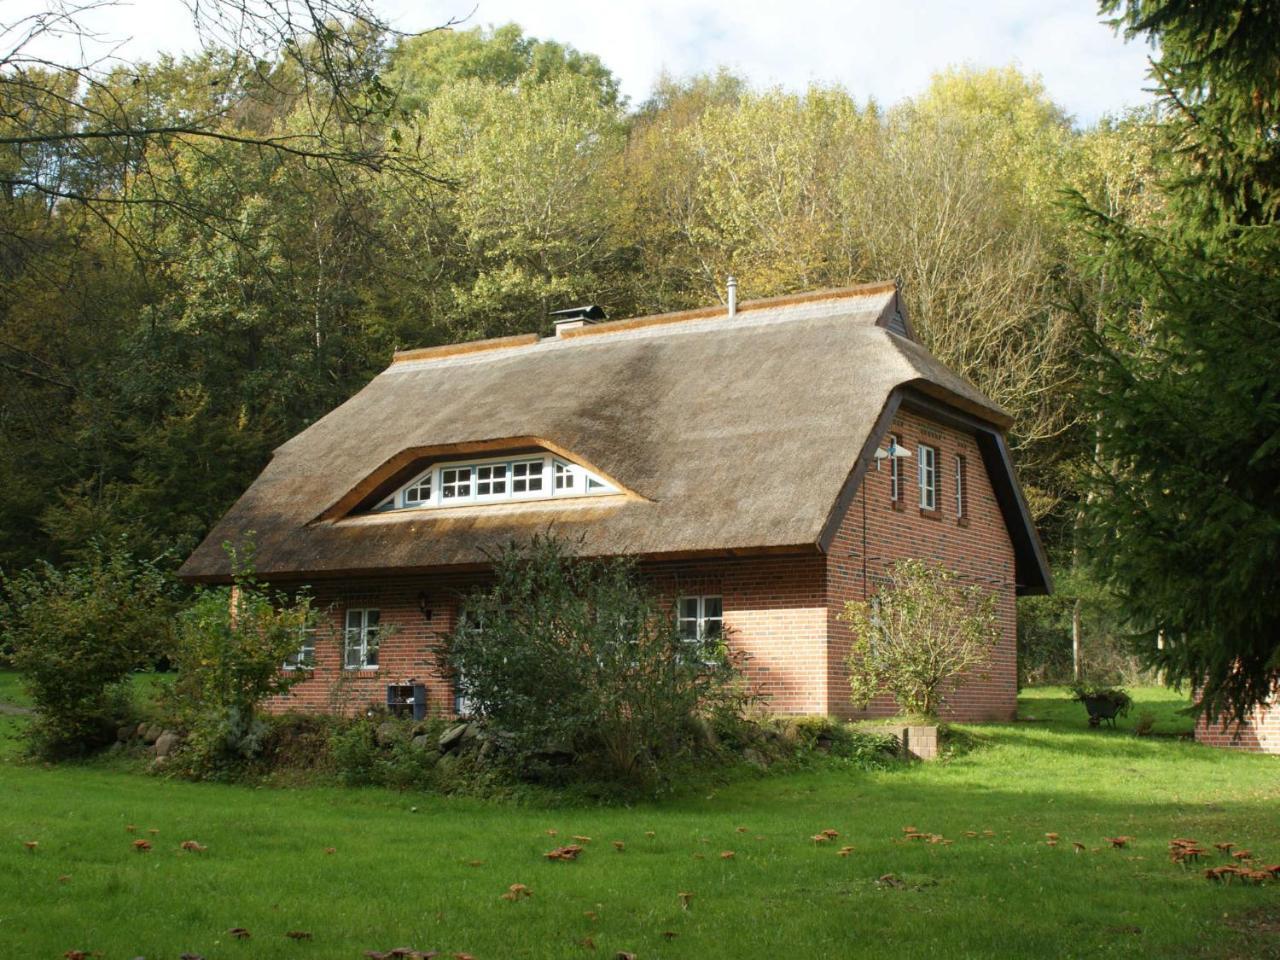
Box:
[444,535,748,786]
[0,545,174,758]
[169,546,318,775]
[841,559,999,721]
[330,714,444,789]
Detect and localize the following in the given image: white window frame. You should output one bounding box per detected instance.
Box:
[384,453,615,511]
[954,454,966,519]
[677,595,724,644]
[888,434,902,503]
[283,624,316,671]
[343,608,380,670]
[918,444,938,511]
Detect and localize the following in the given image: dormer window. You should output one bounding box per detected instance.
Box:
[377,452,616,512]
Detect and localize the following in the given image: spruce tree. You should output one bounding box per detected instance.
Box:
[1076,0,1280,720]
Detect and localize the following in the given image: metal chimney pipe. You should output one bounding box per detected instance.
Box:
[727,276,738,317]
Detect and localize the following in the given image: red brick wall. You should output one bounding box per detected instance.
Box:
[823,408,1019,721]
[264,406,1020,723]
[1195,704,1280,754]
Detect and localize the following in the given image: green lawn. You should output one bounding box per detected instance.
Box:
[0,680,1277,959]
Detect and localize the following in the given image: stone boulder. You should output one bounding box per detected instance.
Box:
[375,720,403,748]
[154,730,182,758]
[438,722,478,753]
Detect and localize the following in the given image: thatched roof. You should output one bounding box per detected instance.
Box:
[180,283,1051,594]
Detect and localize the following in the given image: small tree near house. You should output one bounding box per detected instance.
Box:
[841,559,999,720]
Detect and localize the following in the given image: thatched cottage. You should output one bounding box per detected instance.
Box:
[179,282,1051,721]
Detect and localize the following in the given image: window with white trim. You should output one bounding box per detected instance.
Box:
[454,609,482,716]
[403,471,432,506]
[380,453,615,512]
[283,625,316,670]
[440,466,472,501]
[888,434,902,503]
[677,596,723,643]
[511,459,544,494]
[954,454,967,519]
[918,444,938,510]
[343,608,380,669]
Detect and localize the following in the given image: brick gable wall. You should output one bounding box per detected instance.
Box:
[264,406,1021,722]
[824,407,1019,721]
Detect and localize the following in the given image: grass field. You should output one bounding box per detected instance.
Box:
[1,676,1276,959]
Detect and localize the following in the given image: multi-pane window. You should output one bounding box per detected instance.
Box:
[343,608,380,669]
[888,434,902,503]
[475,463,507,497]
[554,459,576,491]
[283,625,316,670]
[440,466,472,500]
[954,454,967,519]
[511,459,544,494]
[390,454,611,510]
[918,444,938,510]
[677,596,724,642]
[403,472,432,505]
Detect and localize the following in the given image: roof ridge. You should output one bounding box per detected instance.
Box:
[390,281,898,366]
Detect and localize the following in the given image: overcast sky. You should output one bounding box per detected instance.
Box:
[10,0,1157,124]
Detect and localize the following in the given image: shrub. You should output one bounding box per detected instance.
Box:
[0,545,174,758]
[841,559,999,720]
[444,535,746,785]
[169,545,317,774]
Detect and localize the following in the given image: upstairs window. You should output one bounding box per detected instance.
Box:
[403,472,432,506]
[382,453,615,512]
[918,444,938,511]
[440,466,472,501]
[888,434,902,503]
[954,454,967,519]
[511,459,544,494]
[343,608,380,669]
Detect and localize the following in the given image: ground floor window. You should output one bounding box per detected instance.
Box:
[677,595,723,642]
[343,608,380,669]
[283,625,316,670]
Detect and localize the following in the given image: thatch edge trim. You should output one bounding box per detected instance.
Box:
[178,542,824,586]
[562,281,899,342]
[391,333,540,364]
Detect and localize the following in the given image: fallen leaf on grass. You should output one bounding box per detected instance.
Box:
[572,836,592,844]
[23,840,38,851]
[736,826,748,833]
[500,883,532,901]
[466,860,485,867]
[838,846,855,857]
[227,928,251,940]
[577,938,596,951]
[661,931,678,940]
[644,831,655,839]
[720,851,735,860]
[615,952,637,959]
[678,891,693,910]
[285,930,313,940]
[546,829,558,837]
[147,828,160,836]
[179,954,205,960]
[1045,840,1058,848]
[545,845,584,861]
[58,875,71,883]
[612,841,625,852]
[810,834,831,844]
[125,825,136,834]
[324,847,336,855]
[1044,833,1059,841]
[132,839,151,852]
[876,873,904,889]
[181,840,207,853]
[820,829,840,839]
[584,911,598,921]
[1105,836,1132,849]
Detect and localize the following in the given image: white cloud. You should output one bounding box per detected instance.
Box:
[6,0,1156,123]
